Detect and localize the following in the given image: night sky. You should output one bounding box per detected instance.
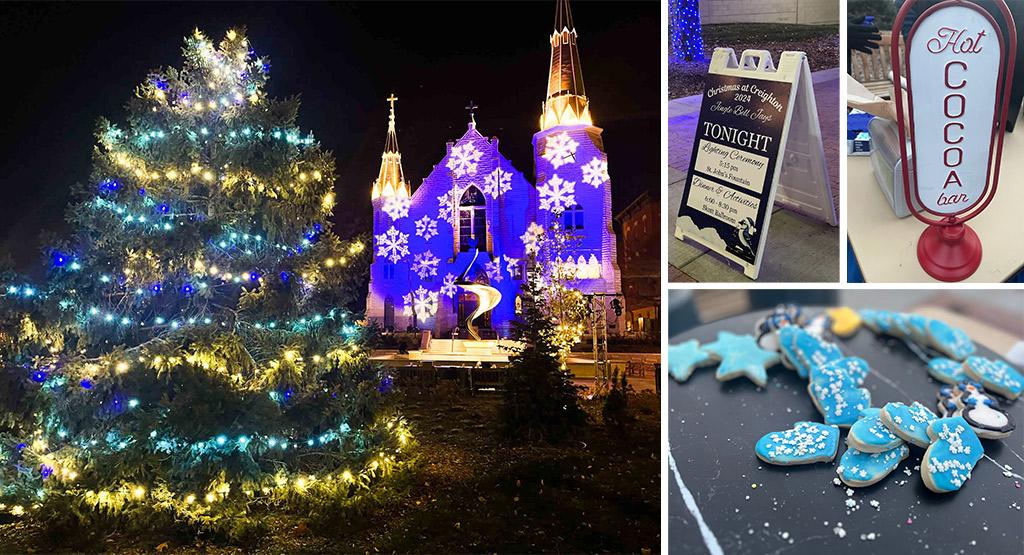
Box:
[0,1,659,271]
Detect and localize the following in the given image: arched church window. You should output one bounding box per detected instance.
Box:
[562,203,584,230]
[458,185,487,252]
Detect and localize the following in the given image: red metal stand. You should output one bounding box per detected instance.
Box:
[917,221,982,281]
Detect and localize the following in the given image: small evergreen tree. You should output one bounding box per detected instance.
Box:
[500,273,587,443]
[0,28,410,537]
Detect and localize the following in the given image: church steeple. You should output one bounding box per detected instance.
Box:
[371,94,410,200]
[540,0,592,131]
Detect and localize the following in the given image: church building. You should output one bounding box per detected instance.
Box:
[365,0,622,339]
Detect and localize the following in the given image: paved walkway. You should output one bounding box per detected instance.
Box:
[667,68,840,282]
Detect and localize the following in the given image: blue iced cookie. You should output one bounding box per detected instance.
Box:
[702,331,780,388]
[890,313,914,338]
[755,421,840,466]
[906,314,931,344]
[810,356,870,388]
[921,416,984,493]
[926,319,975,361]
[847,407,904,453]
[778,325,843,379]
[880,401,938,448]
[667,339,713,383]
[927,357,966,385]
[963,356,1023,400]
[837,443,910,487]
[862,309,897,335]
[808,379,871,428]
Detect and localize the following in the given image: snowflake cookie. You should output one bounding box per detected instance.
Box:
[927,357,966,385]
[921,416,983,493]
[847,407,904,453]
[837,443,909,487]
[702,331,780,388]
[755,421,840,466]
[879,401,938,448]
[962,356,1023,400]
[667,339,713,383]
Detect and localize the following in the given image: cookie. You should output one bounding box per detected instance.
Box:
[826,306,862,338]
[890,313,914,339]
[861,309,896,335]
[667,339,714,383]
[927,357,966,385]
[847,407,904,453]
[880,401,938,448]
[806,360,872,430]
[805,313,835,342]
[837,443,910,487]
[702,331,780,388]
[754,421,841,466]
[938,381,1015,440]
[962,356,1023,400]
[905,314,931,344]
[778,325,843,379]
[754,305,805,352]
[921,416,984,493]
[809,356,870,388]
[925,319,975,361]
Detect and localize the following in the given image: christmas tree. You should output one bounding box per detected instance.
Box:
[669,0,705,62]
[0,28,409,535]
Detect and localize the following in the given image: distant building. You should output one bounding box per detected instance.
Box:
[615,191,660,338]
[365,0,622,338]
[699,0,839,25]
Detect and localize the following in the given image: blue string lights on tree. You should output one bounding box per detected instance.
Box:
[0,27,410,531]
[669,0,706,62]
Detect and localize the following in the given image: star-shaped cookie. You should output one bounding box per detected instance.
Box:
[667,339,713,383]
[703,331,780,387]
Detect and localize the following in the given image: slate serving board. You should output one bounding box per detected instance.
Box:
[668,308,1024,555]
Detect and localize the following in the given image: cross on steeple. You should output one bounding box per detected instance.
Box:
[387,93,398,112]
[465,100,478,126]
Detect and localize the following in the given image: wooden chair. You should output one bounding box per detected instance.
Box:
[850,31,903,99]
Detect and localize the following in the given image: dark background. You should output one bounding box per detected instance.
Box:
[0,1,659,271]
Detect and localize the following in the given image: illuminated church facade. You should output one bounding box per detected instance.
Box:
[365,1,621,338]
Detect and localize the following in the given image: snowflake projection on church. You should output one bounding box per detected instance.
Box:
[437,186,465,226]
[581,156,609,187]
[445,142,483,177]
[520,222,545,255]
[375,226,410,263]
[411,250,440,279]
[485,260,503,283]
[405,286,439,321]
[503,255,520,275]
[483,167,512,198]
[382,195,411,220]
[542,131,579,169]
[440,273,458,298]
[538,174,576,213]
[415,215,438,241]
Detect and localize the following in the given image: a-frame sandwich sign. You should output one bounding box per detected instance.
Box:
[675,48,836,279]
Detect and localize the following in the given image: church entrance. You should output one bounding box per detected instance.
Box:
[457,291,494,339]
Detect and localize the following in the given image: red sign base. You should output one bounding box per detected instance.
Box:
[917,222,982,282]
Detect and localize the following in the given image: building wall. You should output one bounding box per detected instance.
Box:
[615,191,660,338]
[367,120,623,338]
[699,0,839,25]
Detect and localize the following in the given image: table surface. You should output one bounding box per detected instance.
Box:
[668,309,1024,555]
[847,128,1024,283]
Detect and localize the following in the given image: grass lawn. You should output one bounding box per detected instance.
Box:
[0,391,660,553]
[669,23,840,99]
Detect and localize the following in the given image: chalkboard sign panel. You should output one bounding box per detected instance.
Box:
[675,48,835,279]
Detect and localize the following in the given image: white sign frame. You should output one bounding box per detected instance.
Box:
[674,48,836,280]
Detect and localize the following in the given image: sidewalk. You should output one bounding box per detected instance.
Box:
[667,67,840,282]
